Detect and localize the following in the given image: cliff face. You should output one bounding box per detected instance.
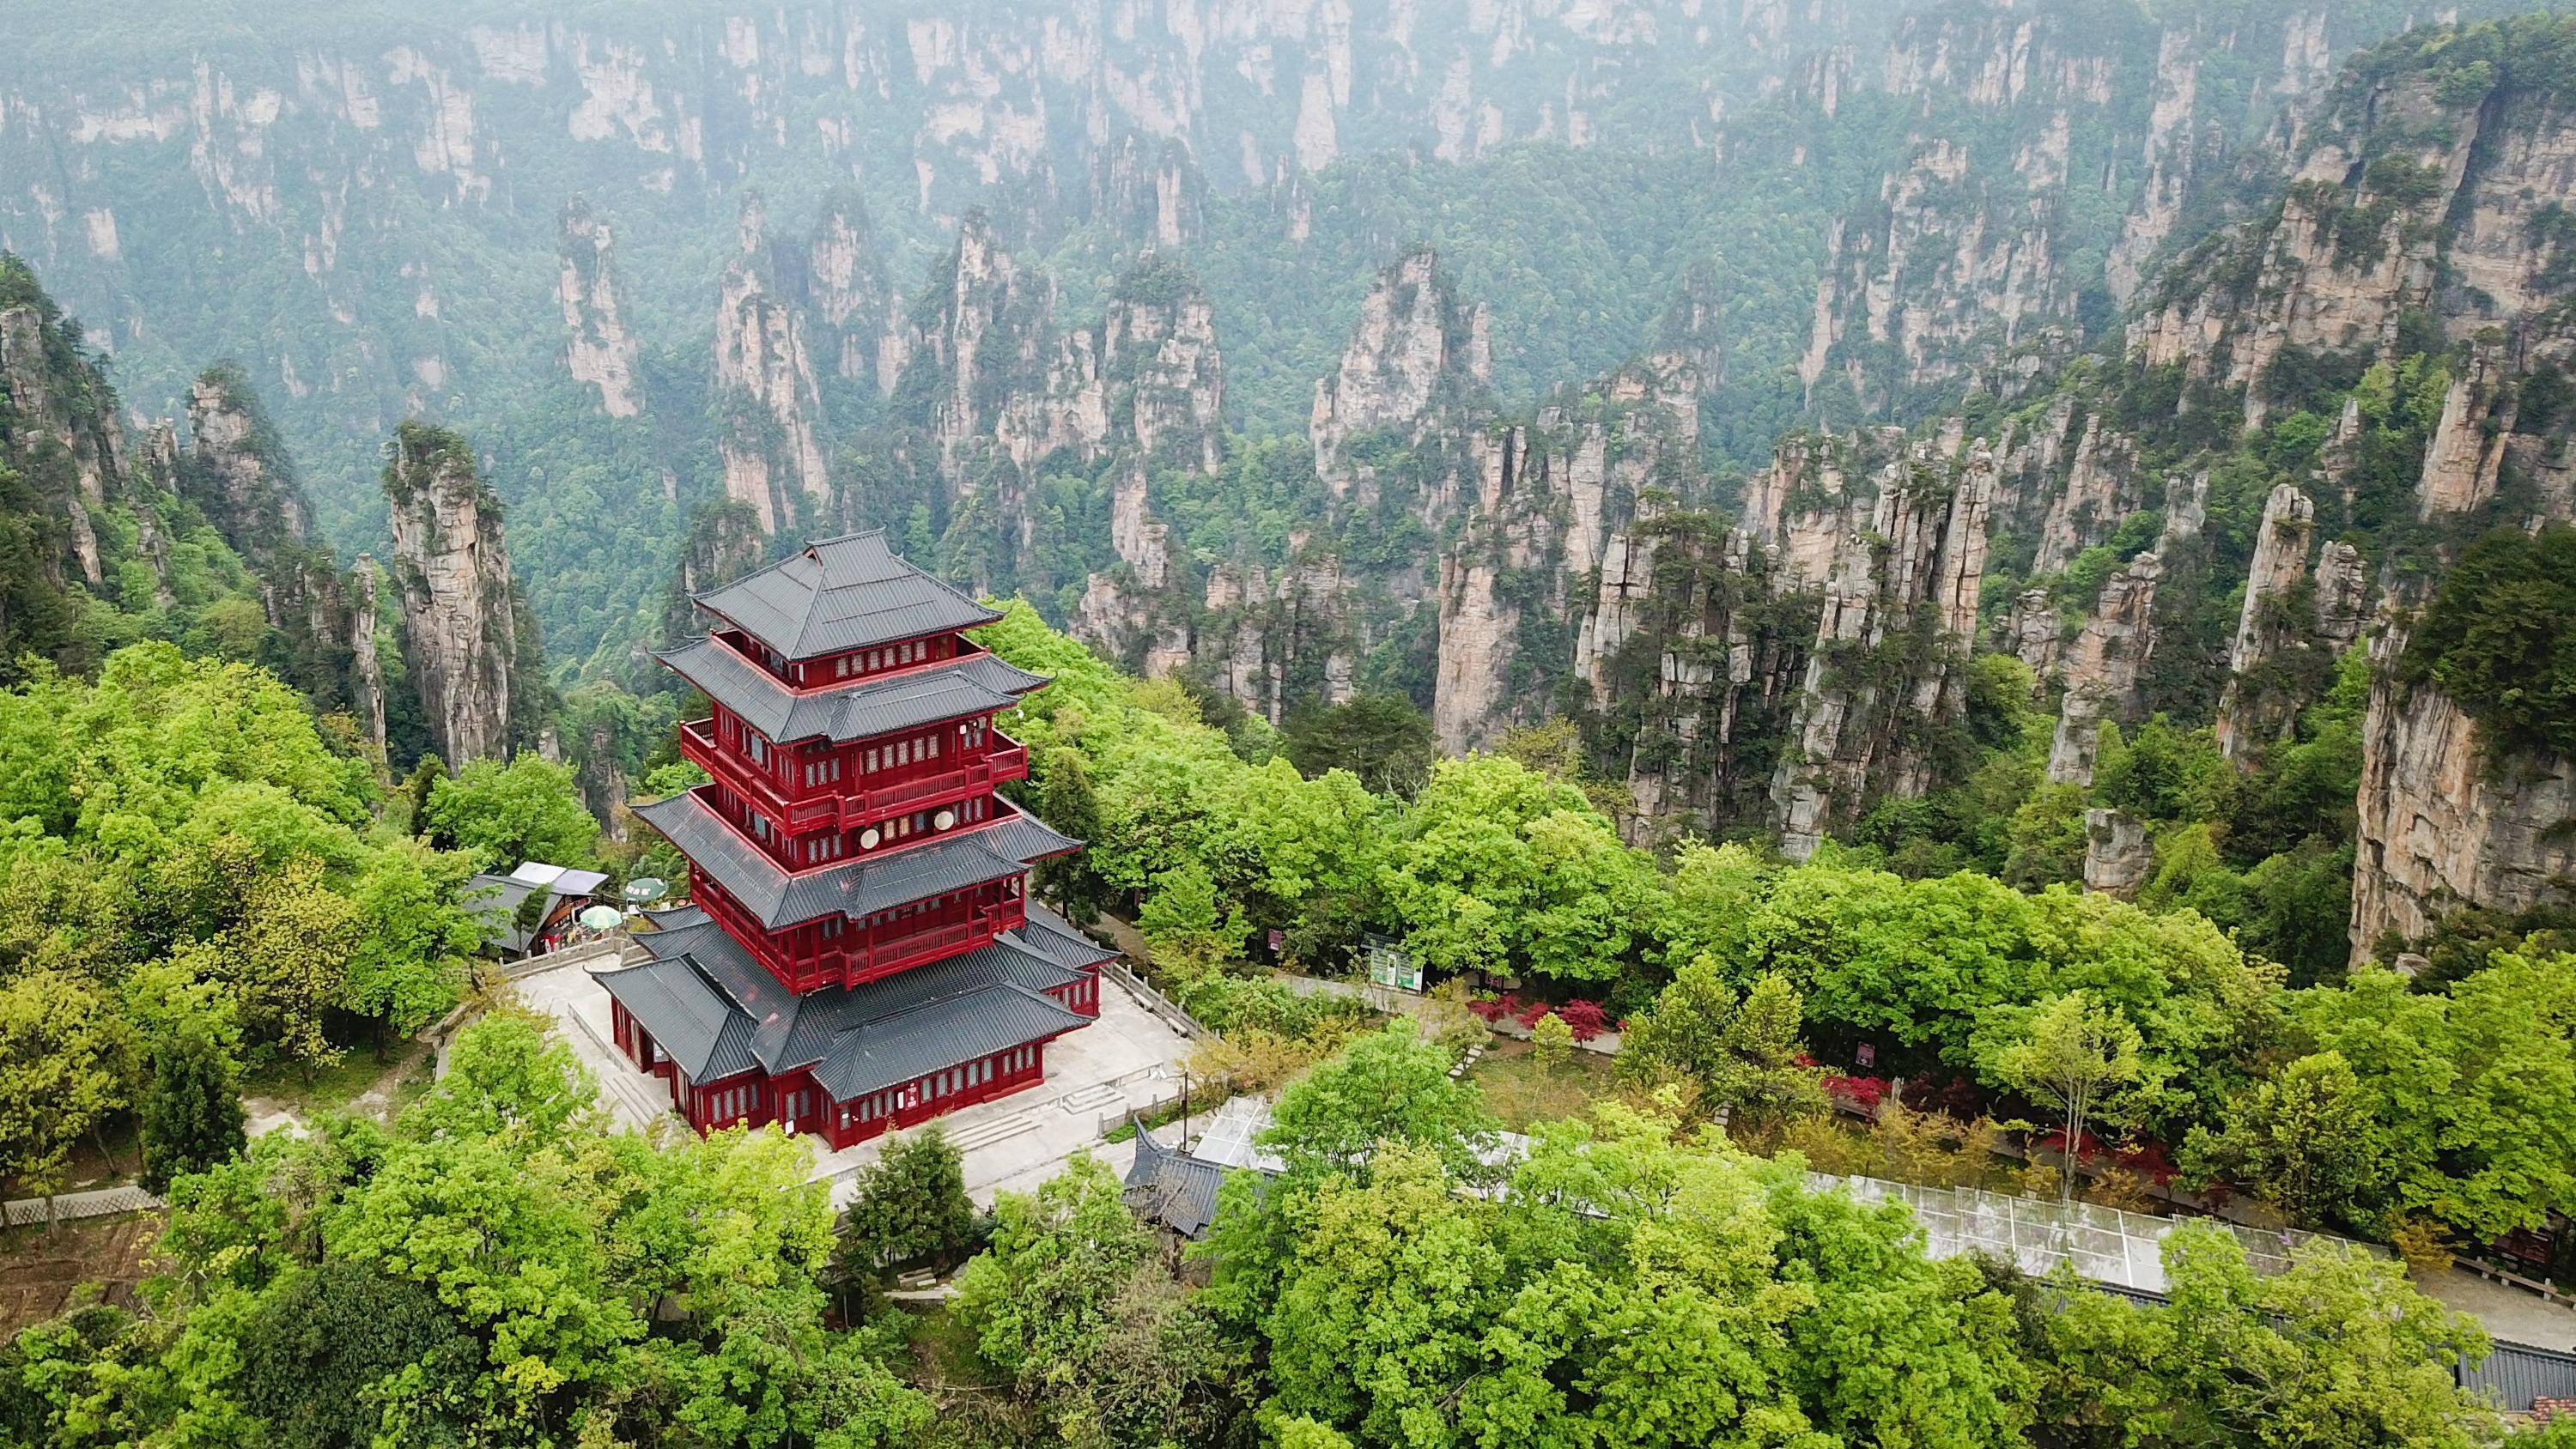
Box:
[184,367,316,569]
[804,187,907,398]
[714,196,833,537]
[558,197,646,420]
[186,366,393,736]
[0,260,402,751]
[2044,550,2162,786]
[1796,136,2076,413]
[1767,430,1996,856]
[0,290,127,593]
[2353,630,2576,956]
[2135,37,2576,427]
[1578,505,1808,840]
[1310,246,1492,517]
[384,422,533,765]
[899,211,1059,497]
[1431,357,1700,750]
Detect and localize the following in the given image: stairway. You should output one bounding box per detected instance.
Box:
[1057,1083,1126,1115]
[945,1110,1041,1153]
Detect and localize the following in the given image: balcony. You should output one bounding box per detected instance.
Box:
[837,735,1028,828]
[679,719,839,834]
[841,902,1014,985]
[678,719,1031,839]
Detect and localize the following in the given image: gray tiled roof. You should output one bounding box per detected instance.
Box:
[597,921,1091,1105]
[1012,901,1121,971]
[627,916,1085,1075]
[590,952,762,1082]
[657,636,1047,745]
[692,531,1001,661]
[630,790,1078,930]
[808,985,1084,1103]
[1123,1126,1228,1239]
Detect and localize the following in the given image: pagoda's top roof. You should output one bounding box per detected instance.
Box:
[630,788,1080,931]
[692,531,1001,662]
[657,635,1047,744]
[594,903,1103,1098]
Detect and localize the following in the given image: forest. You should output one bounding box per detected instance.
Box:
[2,607,2571,1445]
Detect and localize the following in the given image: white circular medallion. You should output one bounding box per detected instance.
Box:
[860,827,881,849]
[934,809,957,831]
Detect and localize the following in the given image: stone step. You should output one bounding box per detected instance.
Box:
[1057,1083,1126,1115]
[945,1112,1040,1153]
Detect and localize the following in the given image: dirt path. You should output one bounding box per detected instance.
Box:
[242,1039,434,1141]
[0,1212,163,1336]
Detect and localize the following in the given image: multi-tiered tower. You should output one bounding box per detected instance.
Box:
[594,532,1112,1148]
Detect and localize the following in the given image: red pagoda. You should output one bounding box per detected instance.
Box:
[595,531,1113,1149]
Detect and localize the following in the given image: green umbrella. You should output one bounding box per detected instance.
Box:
[623,877,668,904]
[578,905,625,931]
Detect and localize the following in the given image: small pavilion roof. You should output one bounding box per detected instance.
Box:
[1122,1125,1229,1240]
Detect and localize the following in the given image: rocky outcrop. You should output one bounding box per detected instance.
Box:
[714,195,832,536]
[384,422,533,765]
[2136,33,2576,426]
[2214,482,2318,761]
[2083,807,2154,898]
[1310,246,1491,512]
[898,210,1059,494]
[1996,587,2063,682]
[348,555,389,754]
[1771,433,1996,857]
[992,253,1226,477]
[558,197,646,419]
[2352,632,2576,961]
[184,366,315,570]
[802,186,907,397]
[1431,358,1700,750]
[661,499,768,648]
[2045,550,2161,786]
[2313,540,2368,648]
[1797,136,2077,414]
[1580,505,1807,840]
[0,294,121,590]
[1069,464,1195,681]
[1091,135,1204,250]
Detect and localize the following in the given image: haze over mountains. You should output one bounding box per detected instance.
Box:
[5,0,2576,973]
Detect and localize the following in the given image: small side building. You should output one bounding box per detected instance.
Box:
[465,860,612,957]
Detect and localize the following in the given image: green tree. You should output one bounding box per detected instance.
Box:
[1622,956,1826,1131]
[341,840,478,1054]
[2181,1050,2383,1228]
[1283,694,1436,797]
[1530,1009,1573,1068]
[137,1027,246,1193]
[1984,991,2145,1203]
[954,1152,1154,1393]
[0,969,135,1202]
[1034,746,1109,922]
[832,1127,978,1293]
[1259,1021,1499,1179]
[233,1258,479,1449]
[422,755,601,870]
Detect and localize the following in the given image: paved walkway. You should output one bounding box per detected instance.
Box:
[2,1185,163,1228]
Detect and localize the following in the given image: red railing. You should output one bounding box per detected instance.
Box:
[681,718,1030,838]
